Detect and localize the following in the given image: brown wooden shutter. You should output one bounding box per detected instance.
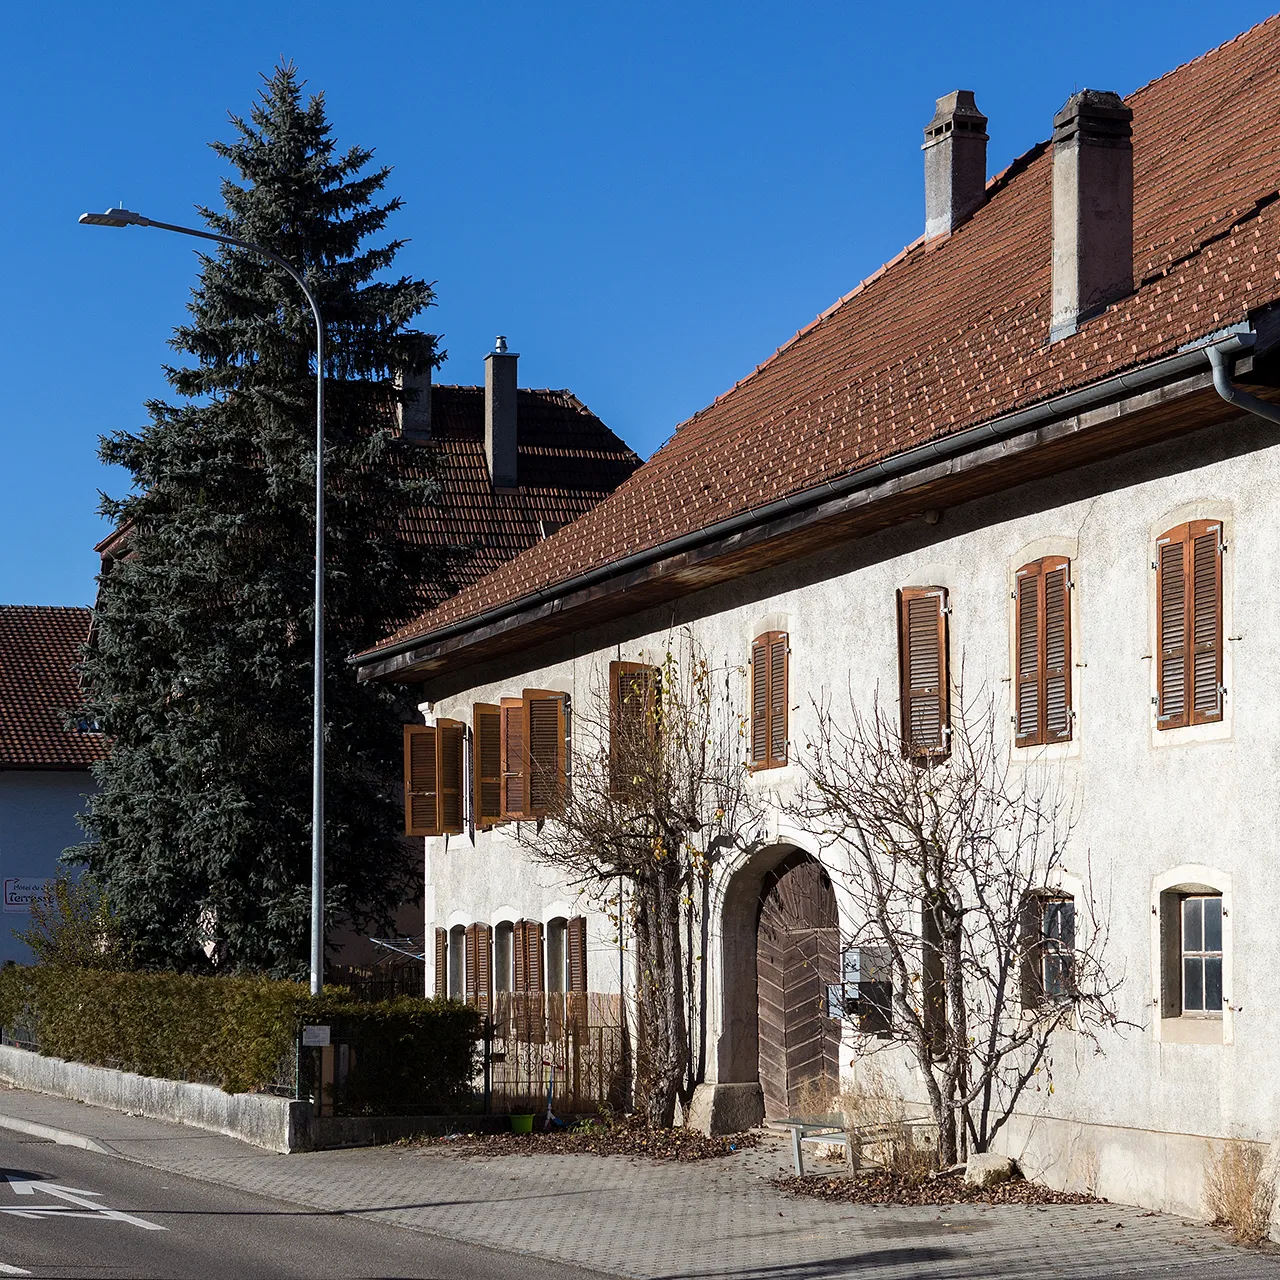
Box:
[1014,558,1072,748]
[434,926,447,997]
[1159,893,1182,1018]
[1018,894,1043,1009]
[465,923,492,1012]
[404,724,441,836]
[749,633,788,769]
[472,704,502,828]
[437,720,465,834]
[523,690,566,818]
[1190,521,1224,725]
[898,587,950,756]
[1157,521,1223,730]
[514,919,544,993]
[610,662,659,797]
[566,916,588,993]
[500,697,527,818]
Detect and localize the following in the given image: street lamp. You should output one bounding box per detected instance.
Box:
[80,206,328,996]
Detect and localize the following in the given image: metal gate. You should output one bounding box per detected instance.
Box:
[756,851,840,1119]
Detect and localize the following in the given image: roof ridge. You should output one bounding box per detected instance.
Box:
[0,604,92,614]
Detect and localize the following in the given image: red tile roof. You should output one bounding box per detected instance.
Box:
[0,607,105,769]
[365,15,1280,661]
[396,385,641,607]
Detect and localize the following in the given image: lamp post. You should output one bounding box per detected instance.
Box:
[80,207,328,995]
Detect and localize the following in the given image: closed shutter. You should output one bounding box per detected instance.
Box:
[749,632,789,769]
[404,724,440,836]
[514,919,544,993]
[465,923,492,1012]
[472,703,502,827]
[1014,558,1072,748]
[610,662,659,797]
[898,588,950,756]
[434,926,447,998]
[566,916,588,993]
[524,690,567,818]
[437,720,465,834]
[1157,521,1224,730]
[500,697,527,818]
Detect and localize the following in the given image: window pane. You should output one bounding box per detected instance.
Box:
[1183,897,1203,952]
[1184,956,1204,1012]
[1044,955,1064,999]
[1205,957,1223,1012]
[546,918,567,994]
[1203,897,1223,953]
[495,923,513,993]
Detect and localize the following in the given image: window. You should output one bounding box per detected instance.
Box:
[837,946,893,1036]
[1014,558,1072,747]
[447,925,466,1000]
[750,632,788,769]
[897,588,950,757]
[501,691,568,820]
[494,921,514,993]
[546,918,568,994]
[1181,895,1223,1016]
[610,661,660,797]
[1156,521,1224,729]
[1020,894,1076,1008]
[465,923,493,1012]
[403,722,465,836]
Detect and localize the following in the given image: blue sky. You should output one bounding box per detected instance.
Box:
[3,1,1275,606]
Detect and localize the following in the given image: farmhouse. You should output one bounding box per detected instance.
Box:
[355,18,1280,1214]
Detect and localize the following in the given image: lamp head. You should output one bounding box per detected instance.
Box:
[78,208,149,228]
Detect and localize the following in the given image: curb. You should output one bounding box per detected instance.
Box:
[0,1111,117,1157]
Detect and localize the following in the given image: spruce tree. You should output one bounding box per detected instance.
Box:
[77,66,450,976]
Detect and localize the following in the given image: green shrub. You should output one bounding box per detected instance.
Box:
[0,965,480,1106]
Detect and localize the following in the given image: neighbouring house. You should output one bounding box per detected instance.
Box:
[353,17,1280,1214]
[94,342,641,974]
[0,607,105,965]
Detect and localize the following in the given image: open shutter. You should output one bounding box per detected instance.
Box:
[898,587,950,757]
[769,634,788,766]
[1190,521,1224,725]
[500,697,527,818]
[750,637,768,765]
[473,703,502,827]
[1157,526,1189,729]
[1014,564,1042,747]
[524,690,567,818]
[404,724,440,836]
[434,927,447,998]
[1160,893,1182,1018]
[610,662,659,798]
[566,916,588,993]
[437,720,465,834]
[1043,559,1072,741]
[1018,895,1043,1009]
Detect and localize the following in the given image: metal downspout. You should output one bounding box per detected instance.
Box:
[1207,345,1280,426]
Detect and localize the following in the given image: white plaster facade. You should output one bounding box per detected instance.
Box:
[408,410,1280,1218]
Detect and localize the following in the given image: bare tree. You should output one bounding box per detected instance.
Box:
[789,688,1124,1167]
[515,632,761,1127]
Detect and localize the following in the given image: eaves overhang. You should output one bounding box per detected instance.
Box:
[354,321,1276,685]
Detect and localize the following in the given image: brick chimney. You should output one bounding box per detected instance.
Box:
[484,336,519,490]
[1049,89,1134,343]
[396,334,434,440]
[922,91,988,241]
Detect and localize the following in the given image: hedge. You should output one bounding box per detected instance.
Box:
[0,965,480,1108]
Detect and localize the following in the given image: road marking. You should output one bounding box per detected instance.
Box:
[3,1175,165,1231]
[0,1264,31,1275]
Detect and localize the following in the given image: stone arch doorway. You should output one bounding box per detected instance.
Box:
[756,850,840,1119]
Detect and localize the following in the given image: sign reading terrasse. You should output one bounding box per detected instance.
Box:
[2,878,49,913]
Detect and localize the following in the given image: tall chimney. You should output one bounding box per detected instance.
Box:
[922,91,988,241]
[1049,89,1134,343]
[396,335,434,441]
[484,335,519,490]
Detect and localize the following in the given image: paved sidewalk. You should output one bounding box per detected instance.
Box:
[2,1083,1278,1279]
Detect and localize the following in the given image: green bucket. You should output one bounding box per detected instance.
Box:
[510,1113,535,1135]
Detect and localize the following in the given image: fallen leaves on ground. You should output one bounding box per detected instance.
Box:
[776,1169,1102,1207]
[403,1116,759,1162]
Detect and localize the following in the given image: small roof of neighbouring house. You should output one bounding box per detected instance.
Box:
[0,606,105,769]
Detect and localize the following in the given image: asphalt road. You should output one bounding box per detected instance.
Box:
[0,1130,614,1280]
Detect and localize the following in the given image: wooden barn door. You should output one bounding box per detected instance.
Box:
[756,852,840,1120]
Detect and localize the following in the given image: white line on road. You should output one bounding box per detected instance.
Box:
[0,1263,32,1275]
[3,1175,165,1231]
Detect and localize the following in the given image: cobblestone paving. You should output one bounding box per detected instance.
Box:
[3,1086,1279,1279]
